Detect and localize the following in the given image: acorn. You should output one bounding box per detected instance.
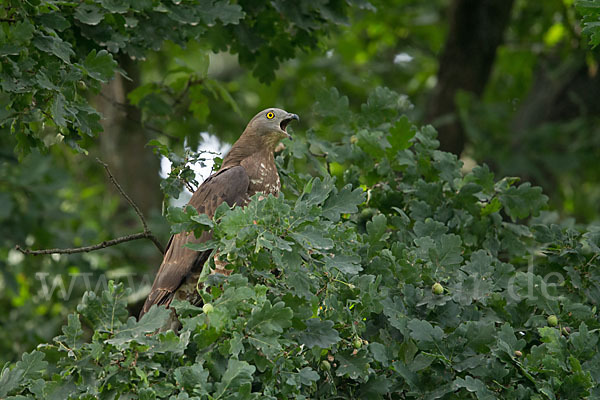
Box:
[432,282,444,295]
[202,303,214,314]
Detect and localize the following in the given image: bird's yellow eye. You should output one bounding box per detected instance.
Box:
[266,111,275,119]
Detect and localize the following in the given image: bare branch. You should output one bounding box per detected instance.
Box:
[97,158,148,232]
[142,123,181,142]
[98,91,130,112]
[17,160,165,256]
[15,232,155,255]
[97,158,165,253]
[308,150,331,176]
[183,180,196,193]
[173,78,203,107]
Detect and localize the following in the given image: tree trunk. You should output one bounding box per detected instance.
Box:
[512,58,600,134]
[425,0,515,155]
[95,56,162,219]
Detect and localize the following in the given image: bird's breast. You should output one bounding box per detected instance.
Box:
[241,152,281,199]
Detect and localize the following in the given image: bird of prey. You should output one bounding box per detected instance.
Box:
[140,108,299,319]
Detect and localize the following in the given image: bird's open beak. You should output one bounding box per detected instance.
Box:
[280,113,299,139]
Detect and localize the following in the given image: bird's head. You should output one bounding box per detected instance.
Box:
[245,108,299,148]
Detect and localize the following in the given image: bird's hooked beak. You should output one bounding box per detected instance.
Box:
[280,113,299,139]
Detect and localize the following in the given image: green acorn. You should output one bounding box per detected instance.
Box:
[432,282,444,295]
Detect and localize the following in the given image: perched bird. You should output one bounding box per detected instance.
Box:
[140,108,299,319]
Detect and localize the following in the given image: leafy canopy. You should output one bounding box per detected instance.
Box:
[0,0,367,156]
[3,87,600,399]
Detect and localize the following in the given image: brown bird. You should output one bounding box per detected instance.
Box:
[140,108,299,319]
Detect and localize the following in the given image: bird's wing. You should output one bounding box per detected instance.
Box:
[140,165,249,317]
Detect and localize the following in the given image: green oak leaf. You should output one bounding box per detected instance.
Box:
[82,50,117,82]
[297,319,341,348]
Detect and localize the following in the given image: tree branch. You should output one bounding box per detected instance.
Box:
[96,158,165,253]
[97,158,149,232]
[183,180,196,193]
[308,150,331,175]
[98,91,130,112]
[143,123,181,142]
[173,78,203,107]
[16,233,156,256]
[16,159,165,256]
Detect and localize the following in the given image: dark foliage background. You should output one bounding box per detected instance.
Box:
[1,0,600,398]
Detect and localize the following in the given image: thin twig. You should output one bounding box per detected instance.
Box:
[98,92,130,112]
[308,150,331,175]
[40,109,57,126]
[143,123,181,142]
[316,281,328,297]
[97,158,165,253]
[97,158,148,232]
[183,180,196,193]
[16,232,154,255]
[173,78,203,107]
[16,160,165,256]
